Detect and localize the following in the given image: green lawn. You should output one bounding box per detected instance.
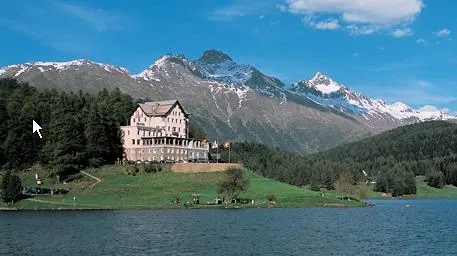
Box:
[415,176,457,199]
[365,175,457,199]
[1,165,362,210]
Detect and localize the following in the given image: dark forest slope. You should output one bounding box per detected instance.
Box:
[231,121,457,196]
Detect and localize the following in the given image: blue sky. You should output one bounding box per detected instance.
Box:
[0,0,456,113]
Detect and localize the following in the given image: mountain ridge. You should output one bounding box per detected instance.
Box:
[1,50,455,153]
[1,53,453,123]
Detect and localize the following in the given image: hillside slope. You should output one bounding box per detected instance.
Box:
[229,121,457,196]
[1,165,361,209]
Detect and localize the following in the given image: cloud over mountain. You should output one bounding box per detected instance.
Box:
[284,0,423,36]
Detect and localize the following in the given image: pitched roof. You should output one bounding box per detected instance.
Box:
[138,100,188,117]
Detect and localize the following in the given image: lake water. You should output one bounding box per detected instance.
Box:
[1,200,456,255]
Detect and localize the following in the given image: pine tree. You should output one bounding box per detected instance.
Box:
[42,95,86,173]
[85,101,120,167]
[1,170,22,203]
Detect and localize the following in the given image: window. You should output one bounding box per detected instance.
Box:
[179,120,181,124]
[137,139,140,145]
[128,130,130,135]
[132,139,135,145]
[168,118,169,122]
[178,128,180,132]
[137,130,140,135]
[172,118,174,123]
[168,126,170,131]
[144,118,146,122]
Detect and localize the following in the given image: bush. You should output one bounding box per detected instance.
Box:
[266,194,277,202]
[133,165,140,174]
[310,175,320,191]
[144,164,162,173]
[426,172,445,188]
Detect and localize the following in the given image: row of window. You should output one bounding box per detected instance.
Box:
[167,126,181,133]
[132,138,188,146]
[136,156,186,162]
[172,110,182,116]
[167,117,184,124]
[132,117,147,123]
[127,148,202,156]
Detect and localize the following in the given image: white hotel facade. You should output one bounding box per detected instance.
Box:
[120,100,209,162]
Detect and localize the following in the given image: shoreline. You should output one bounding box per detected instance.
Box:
[0,203,362,211]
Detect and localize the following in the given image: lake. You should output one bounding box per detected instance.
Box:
[1,199,456,255]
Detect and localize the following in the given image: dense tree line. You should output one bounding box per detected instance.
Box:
[229,121,457,196]
[0,78,135,173]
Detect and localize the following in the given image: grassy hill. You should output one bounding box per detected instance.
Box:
[1,165,362,210]
[364,176,457,199]
[231,121,457,196]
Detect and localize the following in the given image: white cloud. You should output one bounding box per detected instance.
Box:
[416,38,426,44]
[259,15,265,20]
[209,1,272,21]
[391,28,413,38]
[434,28,451,37]
[277,4,287,12]
[284,0,423,36]
[353,52,359,57]
[418,105,449,113]
[309,19,340,30]
[59,3,121,32]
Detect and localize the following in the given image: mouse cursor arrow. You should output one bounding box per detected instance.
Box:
[33,120,42,139]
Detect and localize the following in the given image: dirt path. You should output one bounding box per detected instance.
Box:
[171,163,242,173]
[80,170,102,188]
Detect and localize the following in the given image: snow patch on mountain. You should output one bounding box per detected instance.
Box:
[0,59,129,76]
[195,59,253,85]
[290,72,454,121]
[133,68,158,81]
[0,67,8,76]
[307,72,342,94]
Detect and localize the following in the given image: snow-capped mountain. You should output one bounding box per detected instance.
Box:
[289,72,453,122]
[133,50,286,98]
[0,49,455,153]
[132,50,288,104]
[0,59,129,75]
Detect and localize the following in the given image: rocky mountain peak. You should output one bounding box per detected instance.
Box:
[199,50,233,64]
[305,72,342,95]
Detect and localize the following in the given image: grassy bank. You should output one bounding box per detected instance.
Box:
[365,176,457,199]
[1,165,362,210]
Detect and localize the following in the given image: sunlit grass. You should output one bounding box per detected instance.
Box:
[2,165,362,209]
